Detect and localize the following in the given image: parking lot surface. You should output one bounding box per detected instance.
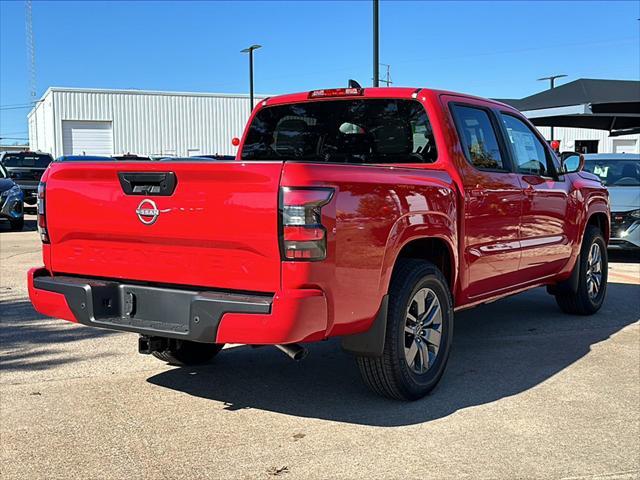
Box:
[1,217,639,479]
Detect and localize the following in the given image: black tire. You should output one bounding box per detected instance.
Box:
[152,340,224,366]
[555,225,608,315]
[356,259,454,401]
[9,217,24,231]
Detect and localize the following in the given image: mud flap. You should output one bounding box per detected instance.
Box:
[547,254,581,295]
[341,295,388,357]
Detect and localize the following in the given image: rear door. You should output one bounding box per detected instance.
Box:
[497,112,572,279]
[45,161,284,293]
[448,101,524,299]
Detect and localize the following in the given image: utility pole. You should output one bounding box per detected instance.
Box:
[373,0,379,87]
[537,74,567,141]
[25,0,36,102]
[241,44,262,114]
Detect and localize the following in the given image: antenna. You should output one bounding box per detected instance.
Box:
[25,0,36,102]
[380,64,392,86]
[372,64,392,87]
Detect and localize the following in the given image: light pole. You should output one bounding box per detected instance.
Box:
[537,74,567,141]
[241,44,262,114]
[373,0,379,87]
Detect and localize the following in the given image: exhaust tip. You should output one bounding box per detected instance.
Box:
[275,343,308,361]
[291,348,308,361]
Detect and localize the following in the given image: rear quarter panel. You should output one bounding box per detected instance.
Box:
[280,162,457,337]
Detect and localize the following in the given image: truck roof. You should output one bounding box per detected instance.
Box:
[264,87,518,111]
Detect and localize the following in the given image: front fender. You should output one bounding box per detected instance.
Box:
[573,173,610,244]
[554,174,610,283]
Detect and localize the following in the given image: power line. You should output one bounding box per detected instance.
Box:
[0,102,38,108]
[0,105,35,111]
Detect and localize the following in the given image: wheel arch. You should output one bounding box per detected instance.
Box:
[586,211,610,242]
[381,231,458,302]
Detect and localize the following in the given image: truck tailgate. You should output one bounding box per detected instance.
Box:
[45,161,283,293]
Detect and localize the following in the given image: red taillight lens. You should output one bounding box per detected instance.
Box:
[37,182,49,243]
[280,187,333,261]
[308,88,363,99]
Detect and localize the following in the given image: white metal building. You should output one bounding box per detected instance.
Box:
[28,87,267,158]
[533,126,639,154]
[28,86,639,158]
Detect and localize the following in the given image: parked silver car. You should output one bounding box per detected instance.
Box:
[583,153,640,250]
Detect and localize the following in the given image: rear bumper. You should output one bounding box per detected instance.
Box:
[28,268,327,344]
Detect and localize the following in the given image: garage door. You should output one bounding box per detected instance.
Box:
[62,121,113,156]
[612,139,638,154]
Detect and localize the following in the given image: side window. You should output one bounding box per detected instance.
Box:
[500,114,555,176]
[452,105,505,170]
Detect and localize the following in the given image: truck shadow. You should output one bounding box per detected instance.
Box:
[0,299,118,371]
[609,250,640,264]
[0,215,37,233]
[148,283,639,426]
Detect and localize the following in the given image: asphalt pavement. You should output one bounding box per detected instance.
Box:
[1,216,639,479]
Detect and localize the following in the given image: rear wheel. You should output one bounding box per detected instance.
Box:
[152,340,224,366]
[9,217,24,231]
[555,225,607,315]
[356,259,454,400]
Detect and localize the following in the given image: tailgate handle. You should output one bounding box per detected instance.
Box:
[118,172,177,196]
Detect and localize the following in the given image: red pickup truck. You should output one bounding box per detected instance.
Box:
[28,87,609,400]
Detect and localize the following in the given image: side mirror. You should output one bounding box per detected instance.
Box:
[560,151,585,174]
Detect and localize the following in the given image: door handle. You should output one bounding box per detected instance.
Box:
[524,185,535,197]
[470,186,487,198]
[522,175,545,186]
[118,171,177,196]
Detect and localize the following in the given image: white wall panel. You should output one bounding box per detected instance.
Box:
[29,88,265,158]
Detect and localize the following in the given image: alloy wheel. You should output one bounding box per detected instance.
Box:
[404,288,443,374]
[586,242,603,300]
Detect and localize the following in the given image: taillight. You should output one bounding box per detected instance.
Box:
[37,182,49,243]
[280,187,334,261]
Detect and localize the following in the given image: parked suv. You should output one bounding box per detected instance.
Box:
[0,162,24,230]
[0,151,53,206]
[583,153,639,250]
[28,87,609,400]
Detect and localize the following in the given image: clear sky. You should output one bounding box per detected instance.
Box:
[1,0,639,144]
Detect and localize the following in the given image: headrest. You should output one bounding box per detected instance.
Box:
[371,119,412,154]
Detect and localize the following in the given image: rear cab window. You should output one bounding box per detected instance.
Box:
[241,99,438,164]
[1,153,53,168]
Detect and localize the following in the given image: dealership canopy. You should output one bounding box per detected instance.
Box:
[497,79,640,136]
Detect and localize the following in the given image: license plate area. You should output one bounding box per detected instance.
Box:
[92,284,194,336]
